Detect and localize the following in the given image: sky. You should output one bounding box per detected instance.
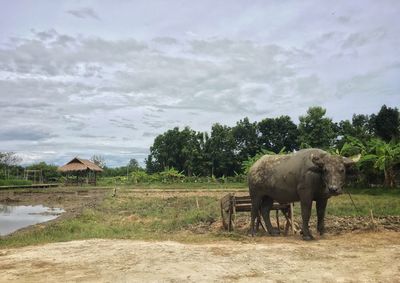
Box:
[0,0,399,167]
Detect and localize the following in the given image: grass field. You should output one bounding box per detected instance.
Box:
[0,184,399,248]
[326,188,400,216]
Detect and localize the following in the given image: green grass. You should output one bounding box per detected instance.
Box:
[0,194,223,248]
[325,188,400,216]
[0,179,32,186]
[1,186,399,248]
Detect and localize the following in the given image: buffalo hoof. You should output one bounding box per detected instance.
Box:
[302,234,315,241]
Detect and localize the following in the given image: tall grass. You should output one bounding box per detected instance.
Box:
[1,187,399,248]
[0,179,32,186]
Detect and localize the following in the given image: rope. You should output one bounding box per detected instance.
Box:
[345,189,360,212]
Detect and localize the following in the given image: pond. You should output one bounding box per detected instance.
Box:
[0,204,64,236]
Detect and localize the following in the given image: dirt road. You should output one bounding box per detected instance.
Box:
[1,232,399,282]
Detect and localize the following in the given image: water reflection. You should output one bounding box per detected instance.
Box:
[0,204,64,236]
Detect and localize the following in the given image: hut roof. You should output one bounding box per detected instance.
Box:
[58,157,104,172]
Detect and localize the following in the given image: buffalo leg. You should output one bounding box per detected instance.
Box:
[260,197,280,236]
[316,198,328,235]
[300,200,314,241]
[250,197,262,236]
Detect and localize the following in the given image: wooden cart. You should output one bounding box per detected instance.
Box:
[220,193,298,235]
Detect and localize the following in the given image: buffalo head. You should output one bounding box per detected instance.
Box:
[311,152,359,196]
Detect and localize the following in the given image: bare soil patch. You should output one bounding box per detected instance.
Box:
[0,232,399,282]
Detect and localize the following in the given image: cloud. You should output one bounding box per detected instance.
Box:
[142,132,158,137]
[109,118,138,130]
[0,127,56,141]
[66,7,101,20]
[337,16,351,24]
[0,11,399,166]
[341,29,386,49]
[32,29,58,41]
[152,37,179,45]
[4,29,394,122]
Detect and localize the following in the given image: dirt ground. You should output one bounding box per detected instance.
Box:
[1,189,400,282]
[0,232,399,282]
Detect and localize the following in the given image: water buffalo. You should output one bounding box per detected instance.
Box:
[248,148,357,240]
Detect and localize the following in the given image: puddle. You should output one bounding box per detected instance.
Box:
[0,205,64,236]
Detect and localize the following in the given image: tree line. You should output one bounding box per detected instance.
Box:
[145,105,400,181]
[1,104,399,187]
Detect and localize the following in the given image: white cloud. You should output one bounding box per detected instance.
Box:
[66,7,101,21]
[0,1,399,166]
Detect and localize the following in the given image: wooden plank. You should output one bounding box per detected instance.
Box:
[235,196,251,201]
[234,200,252,205]
[235,204,252,211]
[219,193,296,234]
[234,200,250,204]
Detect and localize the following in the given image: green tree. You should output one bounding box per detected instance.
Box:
[338,114,373,141]
[352,114,375,140]
[145,155,160,174]
[298,107,337,149]
[337,114,374,149]
[204,123,238,177]
[181,130,208,176]
[370,105,400,142]
[232,117,260,164]
[145,127,206,176]
[146,127,181,172]
[128,158,140,170]
[258,115,299,153]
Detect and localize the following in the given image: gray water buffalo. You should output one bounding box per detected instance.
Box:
[248,148,357,240]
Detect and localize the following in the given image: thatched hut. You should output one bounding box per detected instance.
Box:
[58,157,103,186]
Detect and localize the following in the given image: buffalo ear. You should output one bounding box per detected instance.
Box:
[311,154,324,168]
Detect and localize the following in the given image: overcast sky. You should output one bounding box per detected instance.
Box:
[0,0,399,167]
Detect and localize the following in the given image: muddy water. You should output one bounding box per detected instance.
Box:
[0,205,64,236]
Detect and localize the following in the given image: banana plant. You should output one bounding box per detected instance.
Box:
[365,139,400,187]
[342,137,400,188]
